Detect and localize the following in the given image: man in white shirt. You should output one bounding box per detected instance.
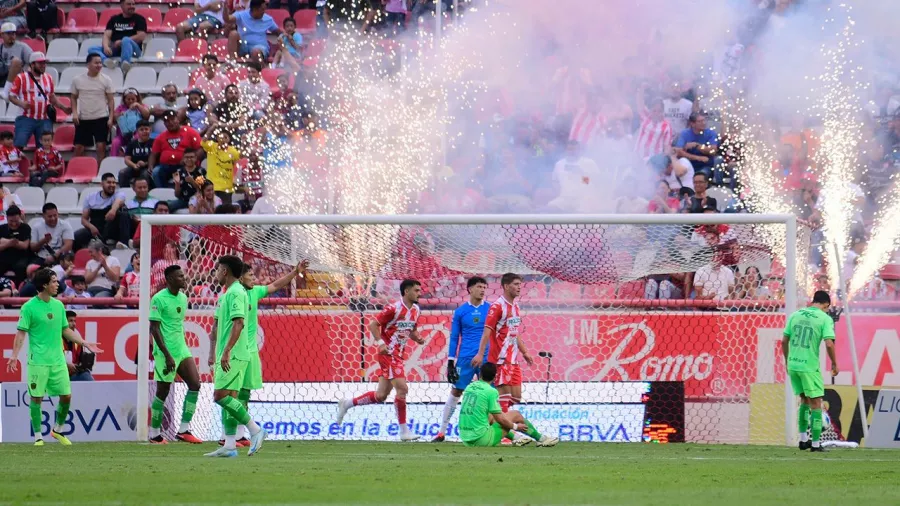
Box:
[238,61,271,119]
[663,81,696,133]
[693,257,736,301]
[548,141,603,213]
[30,202,74,267]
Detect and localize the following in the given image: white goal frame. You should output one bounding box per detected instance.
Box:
[137,213,799,445]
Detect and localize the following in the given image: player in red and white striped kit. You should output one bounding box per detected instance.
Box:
[472,273,534,414]
[336,279,425,441]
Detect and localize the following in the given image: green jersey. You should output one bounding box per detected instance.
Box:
[149,288,189,356]
[458,380,502,443]
[17,296,68,366]
[784,306,836,372]
[245,285,267,354]
[215,280,250,361]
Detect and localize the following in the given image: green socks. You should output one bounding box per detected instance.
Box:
[810,408,823,443]
[523,420,542,440]
[181,390,199,424]
[151,397,165,430]
[30,401,41,437]
[221,405,237,437]
[55,401,70,430]
[216,396,251,426]
[798,404,810,434]
[238,388,251,411]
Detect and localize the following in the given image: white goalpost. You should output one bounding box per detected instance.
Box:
[136,213,803,445]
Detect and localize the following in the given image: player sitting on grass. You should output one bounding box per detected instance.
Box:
[217,259,309,447]
[204,255,267,458]
[459,363,558,447]
[782,290,839,452]
[433,276,490,442]
[6,268,103,446]
[336,279,425,442]
[148,265,203,444]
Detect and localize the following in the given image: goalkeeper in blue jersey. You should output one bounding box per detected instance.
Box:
[433,276,490,442]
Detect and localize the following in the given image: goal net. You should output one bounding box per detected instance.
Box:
[137,214,809,445]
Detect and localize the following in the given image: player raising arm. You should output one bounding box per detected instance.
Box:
[148,265,203,444]
[458,363,558,447]
[204,255,267,458]
[782,290,839,452]
[336,279,425,442]
[6,268,103,446]
[473,273,533,413]
[433,276,490,442]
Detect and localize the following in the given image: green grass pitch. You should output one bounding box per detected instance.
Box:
[1,441,899,505]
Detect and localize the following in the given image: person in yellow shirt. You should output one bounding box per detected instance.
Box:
[201,127,241,207]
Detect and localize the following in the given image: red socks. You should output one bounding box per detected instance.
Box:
[353,391,379,406]
[394,398,407,424]
[499,394,511,413]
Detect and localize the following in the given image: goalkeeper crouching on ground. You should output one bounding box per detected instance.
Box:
[458,363,559,447]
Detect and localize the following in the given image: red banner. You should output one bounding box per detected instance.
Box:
[2,311,899,398]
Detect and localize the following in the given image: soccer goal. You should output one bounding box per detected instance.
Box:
[136,213,808,445]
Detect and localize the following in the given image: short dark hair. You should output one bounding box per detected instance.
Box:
[813,290,831,305]
[202,53,218,64]
[6,204,21,217]
[693,172,709,183]
[164,264,182,279]
[218,255,244,277]
[86,53,102,64]
[214,204,235,214]
[182,149,196,158]
[241,262,252,276]
[466,276,487,291]
[249,0,264,9]
[33,268,55,293]
[480,362,497,382]
[399,279,420,297]
[41,130,53,138]
[689,112,706,124]
[41,202,58,213]
[500,272,522,287]
[101,172,116,182]
[283,17,295,27]
[133,176,150,187]
[154,200,169,211]
[0,131,13,141]
[246,60,262,73]
[66,310,77,319]
[70,275,86,285]
[60,252,75,262]
[136,119,151,129]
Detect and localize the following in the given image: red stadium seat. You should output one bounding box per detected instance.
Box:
[549,282,582,300]
[267,9,290,30]
[616,280,645,299]
[58,156,98,183]
[210,38,229,60]
[880,264,900,281]
[53,124,75,151]
[173,38,208,63]
[22,38,46,53]
[306,39,326,58]
[137,8,163,31]
[162,8,193,33]
[95,9,118,33]
[522,282,548,300]
[293,9,316,34]
[0,157,28,183]
[584,284,616,299]
[63,8,99,34]
[49,9,65,34]
[464,250,495,273]
[261,68,284,92]
[53,96,72,123]
[74,249,91,270]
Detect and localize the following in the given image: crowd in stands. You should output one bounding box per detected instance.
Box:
[0,0,898,308]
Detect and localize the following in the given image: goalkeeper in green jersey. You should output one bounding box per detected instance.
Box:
[458,363,558,447]
[782,290,839,452]
[204,255,267,458]
[148,264,203,444]
[6,269,103,446]
[215,259,308,447]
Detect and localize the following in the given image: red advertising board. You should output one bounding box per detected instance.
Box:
[2,311,899,398]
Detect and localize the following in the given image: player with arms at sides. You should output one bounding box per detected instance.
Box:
[458,363,558,447]
[148,265,203,444]
[216,259,309,447]
[336,279,426,441]
[782,290,839,452]
[6,268,103,446]
[204,255,267,457]
[473,273,533,414]
[432,276,490,442]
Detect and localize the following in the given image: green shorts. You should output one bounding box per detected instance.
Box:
[213,358,249,391]
[789,370,824,399]
[461,423,505,447]
[28,363,71,398]
[153,347,195,384]
[241,352,263,391]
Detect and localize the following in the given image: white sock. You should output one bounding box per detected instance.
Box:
[800,433,809,443]
[440,395,460,434]
[246,420,261,436]
[149,427,160,438]
[812,440,821,448]
[219,429,225,440]
[35,434,43,441]
[224,434,237,449]
[236,425,245,439]
[178,422,190,433]
[53,424,63,433]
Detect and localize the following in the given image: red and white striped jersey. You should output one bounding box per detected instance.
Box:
[10,72,55,121]
[569,108,605,145]
[374,300,421,359]
[634,112,673,160]
[485,296,522,365]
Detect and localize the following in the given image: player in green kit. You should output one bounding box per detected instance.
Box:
[5,268,103,446]
[204,255,267,458]
[216,259,308,446]
[148,264,203,444]
[782,290,839,452]
[458,363,559,447]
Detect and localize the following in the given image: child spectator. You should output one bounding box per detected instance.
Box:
[0,181,23,226]
[62,274,93,309]
[274,17,302,72]
[51,251,75,284]
[115,252,140,299]
[30,131,62,187]
[111,88,150,156]
[0,130,23,175]
[121,119,153,187]
[171,150,206,212]
[202,127,240,207]
[179,89,210,137]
